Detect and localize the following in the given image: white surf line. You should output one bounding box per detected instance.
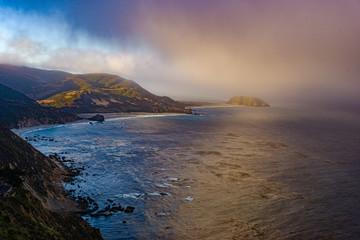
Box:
[12,120,90,135]
[13,113,194,135]
[105,113,191,122]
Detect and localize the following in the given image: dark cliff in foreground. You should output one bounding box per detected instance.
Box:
[227,96,270,107]
[0,123,103,239]
[0,83,79,128]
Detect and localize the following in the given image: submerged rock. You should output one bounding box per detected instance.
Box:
[124,206,135,213]
[109,205,124,212]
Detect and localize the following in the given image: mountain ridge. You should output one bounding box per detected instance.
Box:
[0,64,190,114]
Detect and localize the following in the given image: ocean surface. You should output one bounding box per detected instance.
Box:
[16,106,360,239]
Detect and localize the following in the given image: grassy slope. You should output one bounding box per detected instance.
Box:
[38,73,190,113]
[0,65,190,114]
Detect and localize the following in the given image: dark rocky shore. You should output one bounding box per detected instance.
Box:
[0,123,103,239]
[47,150,136,220]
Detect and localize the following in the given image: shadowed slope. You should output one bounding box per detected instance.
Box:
[0,83,79,128]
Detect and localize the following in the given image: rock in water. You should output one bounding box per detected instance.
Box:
[89,114,105,122]
[124,206,135,213]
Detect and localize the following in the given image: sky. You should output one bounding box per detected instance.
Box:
[0,0,360,104]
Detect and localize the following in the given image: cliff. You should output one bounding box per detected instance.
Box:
[0,123,103,239]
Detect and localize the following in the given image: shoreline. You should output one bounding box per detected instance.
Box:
[10,112,192,215]
[12,112,191,135]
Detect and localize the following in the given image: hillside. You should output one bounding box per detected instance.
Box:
[0,64,190,114]
[0,83,79,128]
[37,73,190,113]
[227,96,270,107]
[0,64,73,100]
[0,123,103,239]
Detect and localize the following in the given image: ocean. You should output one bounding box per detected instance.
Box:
[15,106,360,239]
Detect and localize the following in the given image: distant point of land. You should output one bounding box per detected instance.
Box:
[181,96,270,108]
[227,96,270,107]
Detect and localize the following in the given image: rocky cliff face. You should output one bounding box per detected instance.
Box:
[227,96,270,107]
[0,123,103,239]
[0,83,79,129]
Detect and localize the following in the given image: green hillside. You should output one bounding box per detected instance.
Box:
[38,73,190,113]
[0,65,190,114]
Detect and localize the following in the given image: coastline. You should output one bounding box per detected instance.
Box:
[10,112,192,216]
[13,112,191,135]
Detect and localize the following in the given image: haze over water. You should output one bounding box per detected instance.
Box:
[17,106,360,239]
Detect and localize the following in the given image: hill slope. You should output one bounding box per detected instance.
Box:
[0,64,73,100]
[0,123,103,239]
[0,64,190,114]
[227,96,270,107]
[0,83,79,128]
[38,73,190,113]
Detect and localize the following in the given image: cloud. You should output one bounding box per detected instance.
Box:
[1,1,360,104]
[45,48,137,76]
[130,0,360,102]
[0,6,147,77]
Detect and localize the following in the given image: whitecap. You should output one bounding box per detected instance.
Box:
[116,193,144,199]
[148,192,160,196]
[148,192,172,196]
[155,183,177,188]
[155,212,171,217]
[185,196,195,201]
[165,178,181,181]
